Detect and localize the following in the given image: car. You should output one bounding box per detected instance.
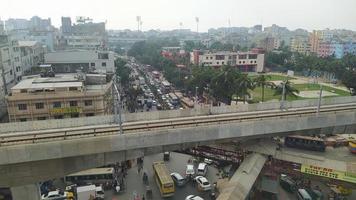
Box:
[185,195,204,200]
[186,164,195,177]
[197,163,208,176]
[95,186,105,199]
[204,158,213,165]
[156,103,162,110]
[194,176,211,191]
[41,190,71,200]
[170,172,186,186]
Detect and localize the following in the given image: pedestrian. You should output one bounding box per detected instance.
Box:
[142,194,145,200]
[138,166,141,174]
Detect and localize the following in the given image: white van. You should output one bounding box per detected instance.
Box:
[297,189,312,200]
[186,164,195,177]
[197,163,208,176]
[95,186,105,199]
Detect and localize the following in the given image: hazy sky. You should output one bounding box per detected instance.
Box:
[1,0,356,32]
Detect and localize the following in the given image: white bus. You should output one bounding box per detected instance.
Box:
[65,168,115,186]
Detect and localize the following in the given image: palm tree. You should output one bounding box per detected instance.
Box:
[254,75,276,102]
[236,74,255,104]
[274,80,299,100]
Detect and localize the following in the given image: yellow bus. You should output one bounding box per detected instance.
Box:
[152,161,175,197]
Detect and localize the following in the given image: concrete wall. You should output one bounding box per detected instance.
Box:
[1,109,355,187]
[0,96,355,133]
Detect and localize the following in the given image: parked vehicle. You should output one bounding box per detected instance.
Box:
[197,163,208,176]
[76,185,96,200]
[170,172,186,186]
[280,174,296,193]
[194,176,211,191]
[297,189,312,200]
[285,135,326,152]
[152,161,175,197]
[163,152,170,161]
[41,190,73,200]
[185,195,204,200]
[186,164,195,178]
[95,186,105,199]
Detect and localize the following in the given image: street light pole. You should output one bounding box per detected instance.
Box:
[113,75,123,134]
[317,84,323,115]
[280,81,286,110]
[195,86,198,105]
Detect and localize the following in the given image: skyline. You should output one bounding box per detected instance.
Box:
[1,0,356,32]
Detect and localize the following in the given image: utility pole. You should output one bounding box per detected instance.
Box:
[317,84,323,115]
[113,75,123,134]
[280,81,286,110]
[195,17,199,33]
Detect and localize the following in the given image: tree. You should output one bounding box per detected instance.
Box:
[254,75,276,102]
[115,58,131,87]
[274,80,299,100]
[236,74,255,104]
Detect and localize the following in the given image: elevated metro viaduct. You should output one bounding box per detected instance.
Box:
[0,97,356,199]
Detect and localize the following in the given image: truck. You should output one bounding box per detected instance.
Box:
[76,185,96,200]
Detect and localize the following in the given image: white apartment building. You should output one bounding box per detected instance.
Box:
[192,51,265,72]
[0,35,23,118]
[45,50,115,74]
[64,35,106,50]
[18,40,45,72]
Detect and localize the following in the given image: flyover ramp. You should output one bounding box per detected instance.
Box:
[217,153,267,200]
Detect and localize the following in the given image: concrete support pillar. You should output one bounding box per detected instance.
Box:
[11,184,40,200]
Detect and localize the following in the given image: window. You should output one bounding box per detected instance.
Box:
[71,113,79,118]
[206,57,208,59]
[102,62,106,67]
[54,115,64,119]
[238,54,247,59]
[91,63,95,67]
[35,103,44,109]
[86,113,95,117]
[19,118,27,122]
[98,53,109,59]
[18,104,27,110]
[14,57,19,62]
[84,100,93,106]
[217,62,219,64]
[215,55,225,60]
[10,70,13,75]
[248,54,257,59]
[69,87,78,91]
[53,102,61,108]
[37,117,46,120]
[69,101,78,107]
[20,89,27,93]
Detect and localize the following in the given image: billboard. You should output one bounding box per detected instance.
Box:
[301,164,356,184]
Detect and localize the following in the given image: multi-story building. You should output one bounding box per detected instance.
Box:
[0,35,23,118]
[259,37,280,52]
[344,42,356,55]
[18,40,45,72]
[331,43,344,59]
[44,50,115,74]
[317,42,333,58]
[290,37,310,55]
[191,50,265,72]
[61,17,72,34]
[310,30,322,53]
[5,18,29,31]
[6,73,113,122]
